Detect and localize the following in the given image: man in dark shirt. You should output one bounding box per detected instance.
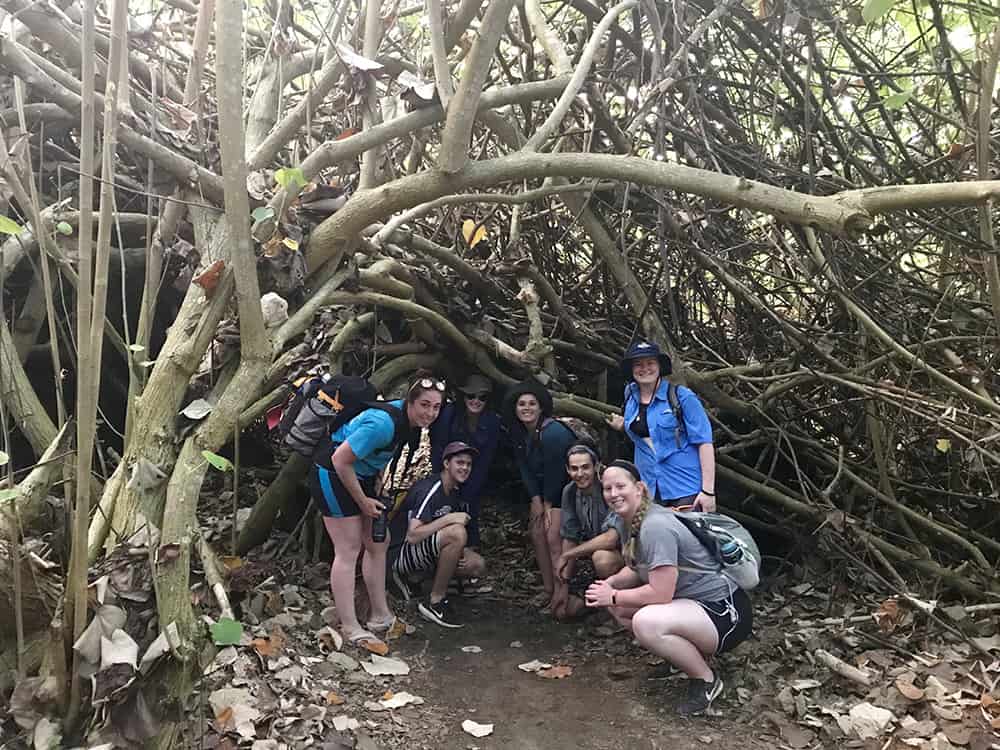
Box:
[388,441,486,628]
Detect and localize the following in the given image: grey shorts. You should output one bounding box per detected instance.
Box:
[392,532,440,576]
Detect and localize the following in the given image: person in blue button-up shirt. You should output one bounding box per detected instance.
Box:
[429,374,502,548]
[607,342,717,512]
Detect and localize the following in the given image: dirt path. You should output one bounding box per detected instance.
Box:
[393,595,767,750]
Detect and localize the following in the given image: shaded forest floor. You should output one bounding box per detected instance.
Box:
[176,495,998,750]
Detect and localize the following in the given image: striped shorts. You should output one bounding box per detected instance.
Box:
[392,532,441,576]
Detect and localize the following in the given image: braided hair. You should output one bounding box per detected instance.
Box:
[606,460,653,568]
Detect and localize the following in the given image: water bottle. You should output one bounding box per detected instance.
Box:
[720,537,743,565]
[371,505,388,542]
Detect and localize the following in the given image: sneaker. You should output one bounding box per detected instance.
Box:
[418,596,463,629]
[677,675,723,716]
[390,568,412,603]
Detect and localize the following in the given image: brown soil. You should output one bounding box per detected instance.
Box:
[394,595,769,750]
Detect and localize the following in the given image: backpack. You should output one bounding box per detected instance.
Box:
[278,374,415,467]
[673,511,761,591]
[625,381,685,448]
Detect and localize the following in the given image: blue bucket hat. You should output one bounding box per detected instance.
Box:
[621,341,672,379]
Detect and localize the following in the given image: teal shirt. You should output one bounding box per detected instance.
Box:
[329,399,404,478]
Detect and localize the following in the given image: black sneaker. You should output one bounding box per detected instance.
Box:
[677,675,723,716]
[418,596,463,629]
[390,568,412,603]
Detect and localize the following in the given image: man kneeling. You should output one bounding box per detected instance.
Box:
[552,443,624,620]
[388,441,486,628]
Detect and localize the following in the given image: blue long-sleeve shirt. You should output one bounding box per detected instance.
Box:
[429,403,501,502]
[622,381,713,501]
[511,418,575,507]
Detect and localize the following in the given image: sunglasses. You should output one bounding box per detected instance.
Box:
[465,392,490,401]
[411,377,446,393]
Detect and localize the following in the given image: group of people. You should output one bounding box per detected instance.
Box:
[306,342,752,716]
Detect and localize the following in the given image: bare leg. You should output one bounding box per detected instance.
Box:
[430,524,467,602]
[359,514,393,624]
[545,508,562,606]
[631,600,720,681]
[323,516,364,636]
[592,549,625,579]
[528,498,553,600]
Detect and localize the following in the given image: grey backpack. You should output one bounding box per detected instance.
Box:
[674,511,761,590]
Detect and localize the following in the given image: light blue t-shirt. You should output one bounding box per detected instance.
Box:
[330,399,404,478]
[622,381,713,501]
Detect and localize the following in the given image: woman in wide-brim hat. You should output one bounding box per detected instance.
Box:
[505,379,576,609]
[606,342,718,513]
[429,373,502,548]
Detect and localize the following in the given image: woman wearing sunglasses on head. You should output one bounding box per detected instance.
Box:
[429,373,501,549]
[585,461,752,716]
[607,341,717,512]
[505,379,576,610]
[309,372,445,649]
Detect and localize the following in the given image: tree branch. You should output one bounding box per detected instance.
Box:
[438,0,515,172]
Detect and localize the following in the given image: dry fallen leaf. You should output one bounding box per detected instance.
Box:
[252,628,286,658]
[461,719,493,738]
[462,219,487,248]
[326,691,345,705]
[895,676,926,701]
[873,598,902,633]
[360,639,389,656]
[193,260,225,297]
[539,665,573,679]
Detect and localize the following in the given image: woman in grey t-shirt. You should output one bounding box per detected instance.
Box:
[584,461,752,716]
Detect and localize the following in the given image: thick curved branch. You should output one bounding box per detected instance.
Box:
[371,181,604,246]
[438,0,515,172]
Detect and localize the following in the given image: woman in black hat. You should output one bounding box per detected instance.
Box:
[429,373,502,548]
[607,342,717,512]
[505,379,577,609]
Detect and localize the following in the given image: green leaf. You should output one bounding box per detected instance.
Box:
[862,0,896,24]
[883,89,913,110]
[274,167,307,189]
[251,206,275,222]
[202,450,233,473]
[0,215,24,235]
[55,221,73,236]
[210,617,243,645]
[0,450,8,467]
[936,438,951,453]
[0,488,18,502]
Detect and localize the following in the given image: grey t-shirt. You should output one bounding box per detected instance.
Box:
[626,504,732,602]
[560,482,619,541]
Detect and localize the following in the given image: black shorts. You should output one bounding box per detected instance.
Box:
[697,587,753,654]
[309,465,376,518]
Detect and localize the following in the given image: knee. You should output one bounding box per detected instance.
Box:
[440,523,468,547]
[592,550,622,578]
[631,607,663,646]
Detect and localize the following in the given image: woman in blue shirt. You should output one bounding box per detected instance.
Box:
[505,379,576,609]
[309,375,444,649]
[607,342,717,512]
[429,373,501,548]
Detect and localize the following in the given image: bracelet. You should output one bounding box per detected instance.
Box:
[701,489,715,496]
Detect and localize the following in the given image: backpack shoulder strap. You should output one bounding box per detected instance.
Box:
[667,382,685,448]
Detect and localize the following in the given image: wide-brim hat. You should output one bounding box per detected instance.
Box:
[621,341,672,379]
[504,379,554,424]
[442,440,479,461]
[458,374,493,396]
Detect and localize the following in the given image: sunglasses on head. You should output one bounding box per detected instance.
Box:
[411,377,446,393]
[465,391,490,400]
